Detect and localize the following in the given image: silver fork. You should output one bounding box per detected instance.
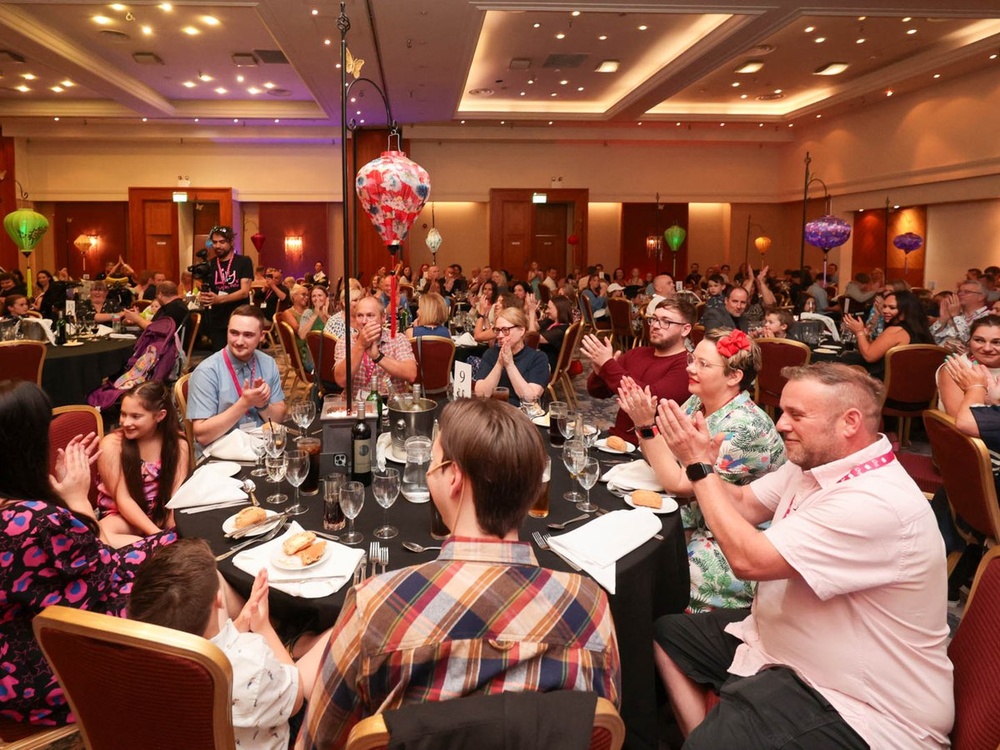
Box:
[532,531,582,572]
[368,541,379,578]
[215,521,287,562]
[379,545,389,574]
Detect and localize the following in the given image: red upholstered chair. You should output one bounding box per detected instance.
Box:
[948,545,1000,750]
[180,310,201,374]
[411,335,456,396]
[689,324,705,347]
[49,404,104,509]
[0,340,47,386]
[306,329,340,393]
[607,297,635,351]
[579,293,612,336]
[523,330,541,350]
[548,321,583,409]
[276,320,313,397]
[753,338,811,418]
[0,718,78,749]
[33,606,236,750]
[173,373,195,467]
[881,344,948,447]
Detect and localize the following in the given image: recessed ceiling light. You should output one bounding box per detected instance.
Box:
[159,3,172,10]
[555,33,565,39]
[359,119,365,124]
[201,16,219,26]
[61,80,74,87]
[637,25,647,31]
[719,122,725,127]
[676,122,681,126]
[182,81,196,88]
[142,117,147,122]
[51,86,64,92]
[142,25,152,35]
[816,114,822,118]
[311,8,318,15]
[804,26,815,33]
[894,204,900,209]
[335,63,341,69]
[15,85,29,92]
[637,121,642,125]
[740,94,748,99]
[248,87,260,94]
[788,123,794,127]
[598,35,607,41]
[902,17,912,22]
[907,29,917,35]
[577,86,584,91]
[814,37,826,43]
[520,91,526,96]
[500,121,505,125]
[858,16,866,21]
[533,23,540,29]
[274,119,280,123]
[93,15,112,25]
[933,73,941,79]
[550,92,557,97]
[856,38,866,44]
[215,87,227,94]
[350,97,356,103]
[774,89,782,94]
[110,3,126,10]
[560,79,568,85]
[571,11,580,17]
[549,120,554,125]
[731,82,740,87]
[182,26,200,35]
[264,82,275,89]
[194,118,199,122]
[735,60,764,74]
[22,73,36,80]
[759,123,764,127]
[886,90,893,97]
[53,117,59,121]
[460,120,465,124]
[236,75,244,83]
[814,62,849,75]
[324,39,331,45]
[991,53,998,60]
[595,60,620,73]
[199,73,213,82]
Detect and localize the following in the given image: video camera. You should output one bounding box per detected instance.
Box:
[187,248,215,293]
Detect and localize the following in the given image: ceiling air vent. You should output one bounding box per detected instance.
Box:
[756,92,785,100]
[542,53,588,69]
[265,88,292,97]
[468,87,494,96]
[232,53,258,67]
[99,29,131,43]
[509,58,532,71]
[0,50,26,64]
[254,49,289,65]
[133,52,164,65]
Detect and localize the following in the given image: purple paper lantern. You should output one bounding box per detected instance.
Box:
[893,232,923,253]
[804,215,851,251]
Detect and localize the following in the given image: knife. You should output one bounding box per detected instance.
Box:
[225,511,292,538]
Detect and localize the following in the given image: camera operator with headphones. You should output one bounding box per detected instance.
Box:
[197,226,254,352]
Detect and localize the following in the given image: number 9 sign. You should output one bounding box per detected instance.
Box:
[453,362,472,399]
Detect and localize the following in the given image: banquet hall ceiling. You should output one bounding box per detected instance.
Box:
[0,0,998,142]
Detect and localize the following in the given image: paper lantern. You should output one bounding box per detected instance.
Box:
[250,231,266,253]
[425,227,442,254]
[356,150,431,253]
[754,235,772,255]
[4,208,49,254]
[804,215,851,251]
[568,234,580,246]
[664,224,686,253]
[893,232,923,253]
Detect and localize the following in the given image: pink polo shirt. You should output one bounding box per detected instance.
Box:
[728,436,954,749]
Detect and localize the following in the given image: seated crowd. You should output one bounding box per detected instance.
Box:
[4,242,1000,750]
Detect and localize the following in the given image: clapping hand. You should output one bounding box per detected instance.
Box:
[235,568,271,634]
[843,313,866,335]
[241,377,272,410]
[50,433,100,509]
[580,333,616,369]
[656,400,722,467]
[616,375,657,427]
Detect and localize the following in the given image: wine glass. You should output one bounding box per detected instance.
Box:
[241,423,268,477]
[284,449,309,515]
[264,456,288,505]
[340,481,365,545]
[293,400,317,435]
[562,439,586,503]
[372,468,400,540]
[557,411,578,442]
[582,420,600,451]
[576,457,601,513]
[263,423,287,466]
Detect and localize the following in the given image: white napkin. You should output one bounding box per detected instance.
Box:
[203,429,257,462]
[37,318,57,345]
[453,332,478,347]
[375,432,391,472]
[548,509,662,594]
[602,459,664,492]
[109,332,137,340]
[234,522,364,598]
[799,312,840,341]
[166,464,247,509]
[96,324,114,337]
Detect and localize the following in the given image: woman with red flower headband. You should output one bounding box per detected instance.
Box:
[618,327,785,612]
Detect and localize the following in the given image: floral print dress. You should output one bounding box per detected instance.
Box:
[0,500,176,726]
[679,392,786,612]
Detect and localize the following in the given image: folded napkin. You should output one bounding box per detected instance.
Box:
[548,509,662,594]
[602,459,664,492]
[453,332,478,347]
[96,324,114,337]
[166,464,247,509]
[109,332,137,340]
[234,522,364,598]
[203,429,257,462]
[37,318,57,345]
[799,312,840,341]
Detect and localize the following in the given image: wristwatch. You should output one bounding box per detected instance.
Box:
[685,463,715,482]
[372,351,385,364]
[634,424,659,440]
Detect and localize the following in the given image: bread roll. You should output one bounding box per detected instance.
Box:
[631,490,663,509]
[606,435,629,452]
[297,540,326,566]
[234,507,267,528]
[282,531,317,556]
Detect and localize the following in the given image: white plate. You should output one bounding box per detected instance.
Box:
[624,493,678,514]
[222,509,280,537]
[596,438,636,455]
[531,414,550,428]
[813,347,841,354]
[200,461,242,476]
[384,443,407,464]
[271,541,333,571]
[62,340,84,347]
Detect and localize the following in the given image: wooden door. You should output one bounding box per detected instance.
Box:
[502,202,531,275]
[144,201,175,277]
[533,203,567,274]
[489,189,588,275]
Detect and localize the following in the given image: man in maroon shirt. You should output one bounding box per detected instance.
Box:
[582,298,693,444]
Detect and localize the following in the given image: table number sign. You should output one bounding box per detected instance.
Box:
[453,361,472,398]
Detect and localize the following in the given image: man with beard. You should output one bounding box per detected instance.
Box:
[652,362,953,750]
[581,298,693,445]
[198,225,254,351]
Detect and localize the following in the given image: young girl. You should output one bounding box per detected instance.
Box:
[97,381,189,542]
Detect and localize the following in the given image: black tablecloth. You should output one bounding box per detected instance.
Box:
[42,337,135,407]
[175,426,688,750]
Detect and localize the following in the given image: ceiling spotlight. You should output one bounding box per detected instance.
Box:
[159,3,172,10]
[233,118,239,123]
[51,86,64,93]
[856,38,866,44]
[198,73,213,82]
[571,11,580,17]
[533,22,540,28]
[933,73,941,79]
[991,53,998,60]
[735,60,764,74]
[907,29,917,35]
[598,35,607,41]
[248,87,260,94]
[520,91,526,96]
[200,15,219,26]
[324,39,331,45]
[549,120,554,125]
[215,87,227,94]
[637,25,647,31]
[731,82,740,87]
[555,32,565,39]
[311,8,318,15]
[61,80,74,87]
[54,117,60,121]
[182,81,196,88]
[595,60,620,73]
[577,86,584,91]
[550,92,557,97]
[804,26,815,33]
[560,79,568,85]
[22,73,36,80]
[142,25,152,34]
[814,62,849,75]
[263,82,275,89]
[93,15,112,25]
[274,119,280,123]
[814,37,826,43]
[902,17,912,22]
[774,89,783,94]
[858,16,866,21]
[110,3,126,9]
[142,117,147,122]
[182,26,200,35]
[740,94,748,99]
[816,114,822,118]
[236,75,244,83]
[15,85,29,92]
[886,90,893,97]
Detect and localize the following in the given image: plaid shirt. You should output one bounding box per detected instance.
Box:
[296,537,621,749]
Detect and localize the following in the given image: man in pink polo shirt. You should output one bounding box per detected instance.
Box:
[654,362,953,749]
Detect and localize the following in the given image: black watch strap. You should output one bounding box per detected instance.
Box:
[372,351,385,364]
[685,462,715,482]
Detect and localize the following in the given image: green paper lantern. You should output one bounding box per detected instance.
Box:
[664,224,686,253]
[4,208,49,254]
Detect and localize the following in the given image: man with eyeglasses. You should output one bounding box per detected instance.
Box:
[930,279,989,350]
[296,398,620,748]
[198,225,254,352]
[582,298,694,445]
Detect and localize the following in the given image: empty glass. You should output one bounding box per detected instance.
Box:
[562,439,586,503]
[292,400,317,434]
[576,457,601,513]
[241,423,267,477]
[284,449,309,515]
[557,410,578,442]
[372,467,401,540]
[263,423,287,461]
[340,481,365,545]
[264,455,288,505]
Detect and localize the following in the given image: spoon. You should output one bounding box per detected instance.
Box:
[546,513,590,531]
[242,479,260,507]
[402,541,442,553]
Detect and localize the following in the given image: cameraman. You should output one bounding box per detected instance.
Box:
[198,226,253,351]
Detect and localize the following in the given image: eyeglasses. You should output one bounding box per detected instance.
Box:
[645,316,685,329]
[492,325,522,337]
[958,288,985,296]
[426,459,453,477]
[686,352,726,371]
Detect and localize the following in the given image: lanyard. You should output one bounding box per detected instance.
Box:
[222,348,256,398]
[215,256,235,289]
[782,449,895,519]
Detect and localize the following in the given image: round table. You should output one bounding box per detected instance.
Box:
[175,426,688,750]
[42,337,135,407]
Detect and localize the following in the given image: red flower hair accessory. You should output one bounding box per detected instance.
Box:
[716,330,752,358]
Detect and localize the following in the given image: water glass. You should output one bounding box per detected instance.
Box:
[241,423,267,477]
[372,468,400,540]
[284,449,309,515]
[293,400,317,433]
[263,423,287,461]
[340,481,365,545]
[322,474,346,534]
[264,456,288,505]
[576,457,601,513]
[562,439,586,503]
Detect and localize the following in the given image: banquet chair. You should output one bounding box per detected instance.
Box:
[548,321,583,410]
[346,692,624,750]
[579,294,612,336]
[49,404,104,509]
[607,297,635,351]
[411,335,456,395]
[173,373,196,466]
[523,330,541,349]
[881,344,948,447]
[0,340,47,386]
[948,546,1000,750]
[33,606,236,750]
[180,311,201,374]
[0,718,77,750]
[689,324,705,347]
[538,284,551,305]
[306,330,341,395]
[133,299,152,312]
[753,338,811,418]
[277,321,313,397]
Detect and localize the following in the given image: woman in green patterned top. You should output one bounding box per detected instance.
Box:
[618,327,785,612]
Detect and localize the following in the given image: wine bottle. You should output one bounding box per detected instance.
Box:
[366,387,381,435]
[54,311,67,346]
[351,396,373,486]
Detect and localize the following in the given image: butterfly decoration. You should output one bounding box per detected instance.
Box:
[346,48,365,79]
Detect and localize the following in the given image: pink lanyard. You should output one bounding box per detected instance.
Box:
[215,256,234,289]
[222,348,256,398]
[782,449,895,519]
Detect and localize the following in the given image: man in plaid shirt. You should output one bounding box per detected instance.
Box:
[297,398,620,748]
